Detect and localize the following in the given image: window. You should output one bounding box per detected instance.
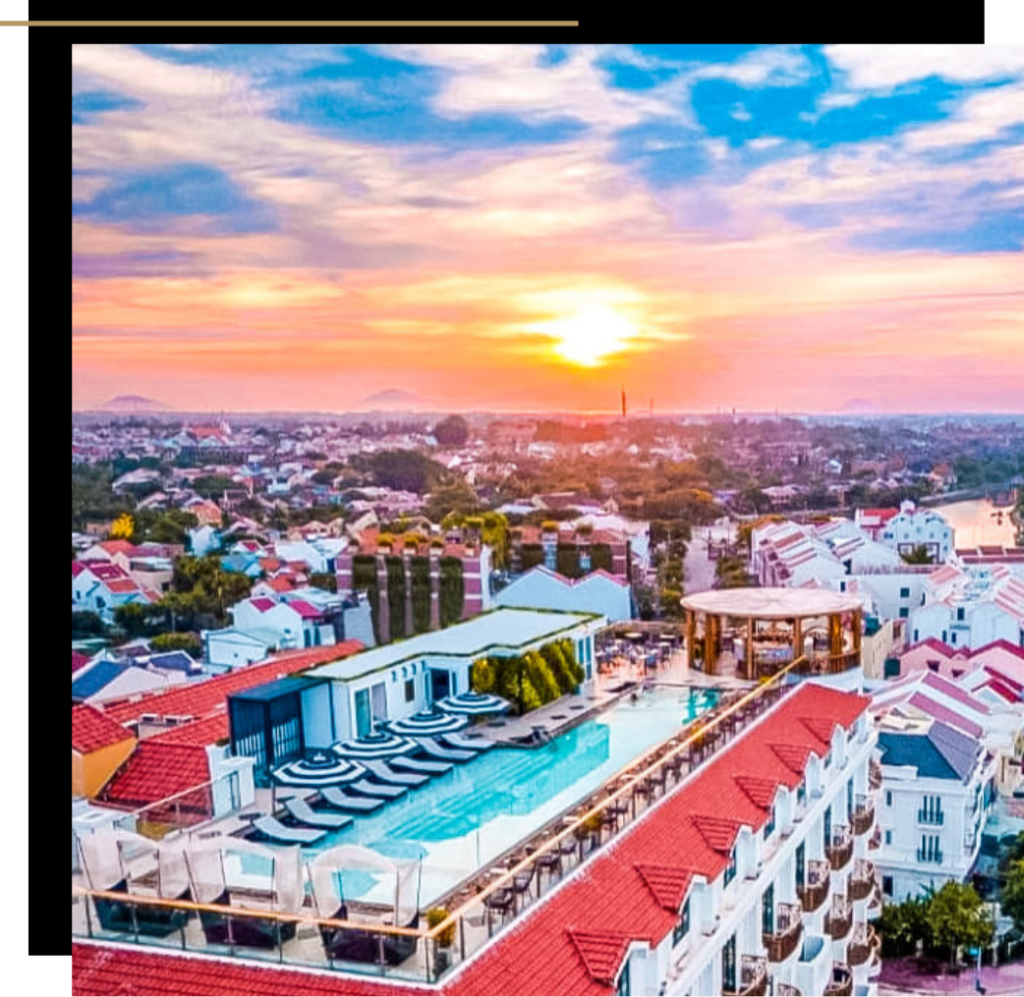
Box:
[672,896,690,946]
[762,882,775,936]
[847,778,854,819]
[764,804,776,840]
[795,841,805,888]
[951,632,957,644]
[797,780,806,807]
[722,934,736,993]
[885,830,892,845]
[882,875,893,897]
[824,805,832,845]
[404,679,415,703]
[927,661,940,673]
[899,607,909,618]
[885,790,892,807]
[900,587,911,598]
[957,607,966,622]
[724,848,736,887]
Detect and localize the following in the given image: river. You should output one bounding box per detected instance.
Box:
[932,497,1020,548]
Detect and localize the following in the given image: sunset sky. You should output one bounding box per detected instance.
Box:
[72,44,1024,413]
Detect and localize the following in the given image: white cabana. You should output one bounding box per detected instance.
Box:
[80,828,189,898]
[184,835,303,949]
[310,844,421,926]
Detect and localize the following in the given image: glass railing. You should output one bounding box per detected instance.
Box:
[72,656,813,985]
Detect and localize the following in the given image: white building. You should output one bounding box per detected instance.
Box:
[909,562,1024,651]
[872,717,996,902]
[494,566,632,622]
[879,501,954,564]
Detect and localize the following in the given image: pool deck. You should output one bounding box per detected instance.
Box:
[483,651,750,747]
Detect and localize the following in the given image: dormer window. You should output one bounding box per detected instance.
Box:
[724,848,737,887]
[672,896,690,946]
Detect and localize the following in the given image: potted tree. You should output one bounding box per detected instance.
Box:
[426,907,456,976]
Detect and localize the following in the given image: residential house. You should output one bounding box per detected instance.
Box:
[71,705,136,798]
[495,565,633,622]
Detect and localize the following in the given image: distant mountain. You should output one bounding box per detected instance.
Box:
[98,394,168,412]
[358,388,434,410]
[840,398,878,414]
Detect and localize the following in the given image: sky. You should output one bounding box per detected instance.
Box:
[72,44,1024,414]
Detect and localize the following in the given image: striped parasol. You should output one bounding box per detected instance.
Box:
[383,709,469,737]
[435,691,511,717]
[333,730,419,759]
[273,752,367,787]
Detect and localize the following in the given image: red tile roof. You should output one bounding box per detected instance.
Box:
[100,741,211,810]
[101,642,363,725]
[249,597,277,612]
[105,578,141,594]
[99,541,138,556]
[72,942,425,996]
[72,651,91,674]
[288,599,324,619]
[148,712,230,746]
[73,682,870,997]
[71,705,135,754]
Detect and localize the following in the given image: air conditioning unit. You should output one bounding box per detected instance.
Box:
[139,713,159,723]
[165,714,194,726]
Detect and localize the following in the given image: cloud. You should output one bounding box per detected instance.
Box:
[824,44,1024,89]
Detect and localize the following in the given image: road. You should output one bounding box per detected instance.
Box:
[683,518,737,595]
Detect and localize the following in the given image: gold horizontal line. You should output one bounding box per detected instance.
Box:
[4,20,579,26]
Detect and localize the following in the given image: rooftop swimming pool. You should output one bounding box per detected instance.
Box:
[243,686,718,906]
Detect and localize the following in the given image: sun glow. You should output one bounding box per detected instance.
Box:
[533,304,637,367]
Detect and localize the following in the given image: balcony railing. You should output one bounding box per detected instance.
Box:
[917,808,945,826]
[848,858,875,902]
[827,826,854,871]
[824,896,853,942]
[869,759,882,791]
[823,962,853,997]
[851,795,874,837]
[763,902,804,963]
[916,847,944,864]
[72,655,821,987]
[847,923,872,967]
[797,860,831,913]
[776,985,802,997]
[868,826,881,851]
[725,955,768,996]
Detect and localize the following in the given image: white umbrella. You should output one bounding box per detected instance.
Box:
[273,753,367,787]
[333,730,419,759]
[436,691,511,717]
[383,709,469,736]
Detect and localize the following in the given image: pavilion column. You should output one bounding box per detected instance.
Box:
[829,613,844,657]
[705,614,719,674]
[792,617,802,665]
[852,608,862,661]
[685,609,696,670]
[746,617,755,680]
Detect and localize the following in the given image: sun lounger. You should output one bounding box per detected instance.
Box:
[283,797,353,830]
[320,786,385,813]
[442,732,494,753]
[362,758,429,787]
[390,755,452,776]
[250,815,326,845]
[350,778,407,800]
[413,736,474,763]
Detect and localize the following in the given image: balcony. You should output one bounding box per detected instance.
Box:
[797,860,831,913]
[869,760,882,791]
[917,808,944,826]
[848,859,875,902]
[826,826,853,871]
[724,955,768,997]
[824,896,853,942]
[851,795,874,837]
[776,986,802,997]
[867,826,881,851]
[764,902,804,963]
[823,962,853,997]
[916,846,944,864]
[847,923,872,967]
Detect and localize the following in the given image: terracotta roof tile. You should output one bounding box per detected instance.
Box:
[633,863,693,910]
[71,705,135,754]
[567,930,633,986]
[101,741,211,810]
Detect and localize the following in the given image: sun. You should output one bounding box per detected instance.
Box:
[533,304,637,367]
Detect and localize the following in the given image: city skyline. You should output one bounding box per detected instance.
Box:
[73,44,1024,413]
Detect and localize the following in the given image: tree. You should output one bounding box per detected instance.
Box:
[110,512,135,540]
[928,881,993,968]
[876,894,933,958]
[901,544,934,565]
[1001,858,1024,931]
[150,632,202,657]
[433,414,469,447]
[309,572,338,593]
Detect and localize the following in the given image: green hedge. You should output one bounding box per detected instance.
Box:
[439,557,464,628]
[556,543,583,579]
[471,639,583,715]
[410,556,432,634]
[351,555,380,642]
[386,556,406,642]
[590,543,613,573]
[519,543,544,571]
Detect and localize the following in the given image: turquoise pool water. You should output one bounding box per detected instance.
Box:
[249,686,717,906]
